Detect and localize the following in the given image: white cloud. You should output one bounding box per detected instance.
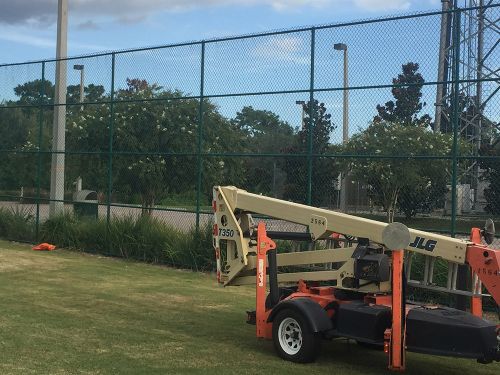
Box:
[0,32,54,48]
[0,29,109,51]
[0,0,330,26]
[77,20,100,30]
[252,36,309,64]
[265,0,331,11]
[73,0,334,19]
[353,0,411,12]
[1,0,420,27]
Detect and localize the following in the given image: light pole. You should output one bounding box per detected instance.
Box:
[73,64,84,110]
[334,43,349,212]
[49,0,68,218]
[295,100,306,129]
[334,43,349,144]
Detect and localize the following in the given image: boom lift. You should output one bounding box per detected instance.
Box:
[212,186,500,370]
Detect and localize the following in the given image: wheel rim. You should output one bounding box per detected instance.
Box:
[278,317,303,355]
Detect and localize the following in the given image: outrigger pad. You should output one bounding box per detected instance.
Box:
[406,306,499,362]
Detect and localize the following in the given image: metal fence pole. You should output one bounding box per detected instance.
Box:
[450,9,461,238]
[195,41,206,231]
[36,61,45,241]
[107,53,116,226]
[307,28,316,205]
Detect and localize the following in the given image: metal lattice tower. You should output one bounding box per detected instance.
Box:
[435,0,500,211]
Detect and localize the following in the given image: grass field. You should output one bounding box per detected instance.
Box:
[0,240,498,375]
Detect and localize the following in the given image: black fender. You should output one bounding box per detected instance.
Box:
[267,297,333,333]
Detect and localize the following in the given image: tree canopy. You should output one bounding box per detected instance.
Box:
[231,106,294,196]
[374,62,431,127]
[345,121,457,221]
[282,100,339,206]
[1,70,497,220]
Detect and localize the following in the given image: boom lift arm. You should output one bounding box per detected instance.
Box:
[213,186,499,304]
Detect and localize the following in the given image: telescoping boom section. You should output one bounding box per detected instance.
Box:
[212,186,500,370]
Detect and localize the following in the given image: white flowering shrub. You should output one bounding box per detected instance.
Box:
[64,78,246,213]
[344,121,469,221]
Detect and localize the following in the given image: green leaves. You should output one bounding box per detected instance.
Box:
[374,62,431,127]
[345,121,457,221]
[39,214,215,271]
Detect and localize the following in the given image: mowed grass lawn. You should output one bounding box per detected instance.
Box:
[0,241,499,375]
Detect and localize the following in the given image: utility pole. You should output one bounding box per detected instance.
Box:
[434,0,452,133]
[49,0,68,217]
[334,43,349,212]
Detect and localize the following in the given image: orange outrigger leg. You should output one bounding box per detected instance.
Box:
[469,228,483,318]
[255,222,276,339]
[386,249,406,371]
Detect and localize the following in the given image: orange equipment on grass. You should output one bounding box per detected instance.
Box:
[213,186,500,371]
[32,243,56,251]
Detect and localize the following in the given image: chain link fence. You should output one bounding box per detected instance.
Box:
[0,5,498,254]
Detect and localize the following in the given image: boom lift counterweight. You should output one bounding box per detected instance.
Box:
[212,186,500,370]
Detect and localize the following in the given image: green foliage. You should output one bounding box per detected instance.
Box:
[344,122,458,221]
[0,206,36,242]
[14,79,54,108]
[1,77,250,212]
[356,62,471,220]
[282,100,339,206]
[374,62,431,127]
[480,143,500,214]
[0,107,40,191]
[407,254,457,306]
[39,214,215,271]
[231,106,295,196]
[159,190,198,206]
[398,182,448,219]
[63,78,247,213]
[67,83,105,103]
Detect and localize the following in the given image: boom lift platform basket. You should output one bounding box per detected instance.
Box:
[212,186,500,370]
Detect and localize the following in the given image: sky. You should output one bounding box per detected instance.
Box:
[0,0,443,64]
[3,0,496,144]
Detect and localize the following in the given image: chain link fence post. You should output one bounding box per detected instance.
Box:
[195,41,206,231]
[35,61,45,241]
[307,28,316,205]
[450,8,462,238]
[107,53,116,228]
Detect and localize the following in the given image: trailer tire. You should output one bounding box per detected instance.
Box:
[272,308,321,363]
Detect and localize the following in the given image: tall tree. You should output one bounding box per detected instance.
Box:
[14,79,54,107]
[231,106,295,196]
[282,100,339,207]
[67,83,105,104]
[374,62,431,127]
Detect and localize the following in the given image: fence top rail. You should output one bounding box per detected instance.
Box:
[0,3,497,68]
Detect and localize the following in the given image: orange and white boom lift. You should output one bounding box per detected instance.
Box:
[212,186,500,370]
